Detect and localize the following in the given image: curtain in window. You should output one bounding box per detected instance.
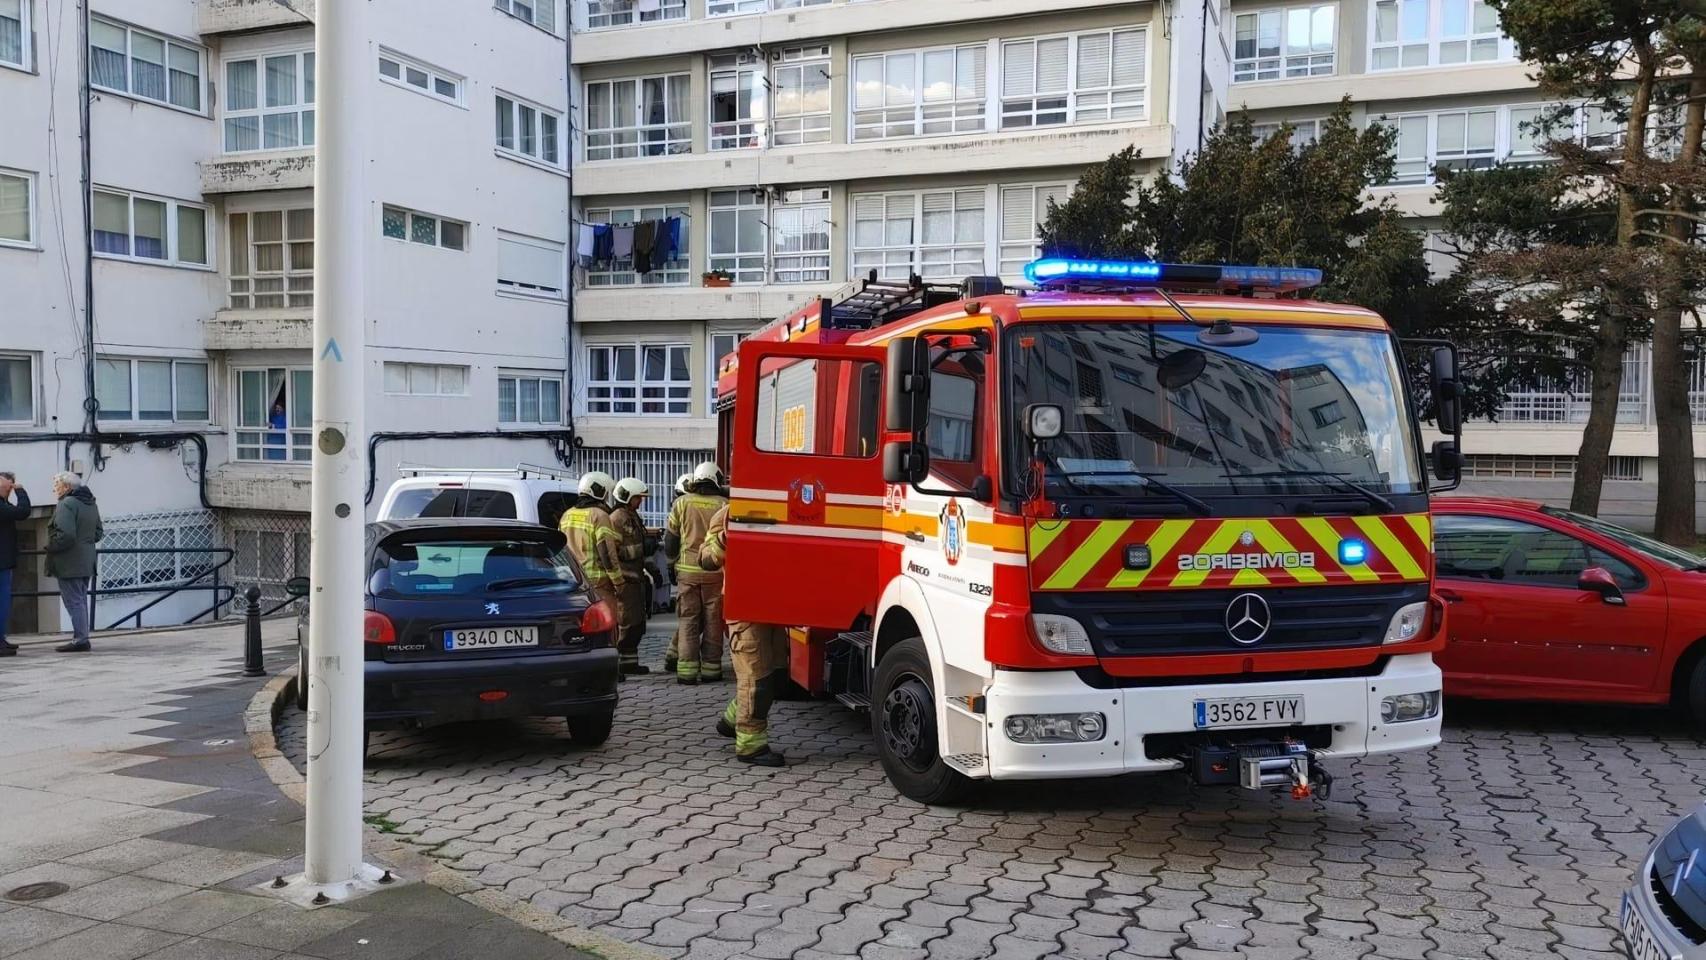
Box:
[540,379,561,423]
[95,359,131,420]
[496,95,515,149]
[138,361,173,420]
[168,45,199,110]
[175,363,208,420]
[90,20,127,91]
[132,198,166,259]
[0,0,22,66]
[0,173,28,243]
[130,33,166,102]
[177,206,206,264]
[92,191,130,256]
[0,356,30,422]
[225,60,260,150]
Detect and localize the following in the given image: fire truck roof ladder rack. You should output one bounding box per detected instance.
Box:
[821,269,967,331]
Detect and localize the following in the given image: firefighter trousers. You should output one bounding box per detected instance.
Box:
[674,572,724,681]
[616,574,646,666]
[721,623,788,756]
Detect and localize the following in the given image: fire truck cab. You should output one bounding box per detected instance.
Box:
[715,258,1464,804]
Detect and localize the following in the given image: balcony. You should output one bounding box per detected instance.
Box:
[204,308,312,351]
[199,150,314,195]
[574,121,1171,196]
[197,0,316,35]
[576,284,825,325]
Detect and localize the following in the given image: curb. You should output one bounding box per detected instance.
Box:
[244,670,662,960]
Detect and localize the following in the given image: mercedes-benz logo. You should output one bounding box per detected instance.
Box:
[1225,593,1272,645]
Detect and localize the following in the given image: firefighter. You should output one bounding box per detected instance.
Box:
[609,477,651,676]
[664,472,691,676]
[561,471,625,648]
[700,503,788,766]
[665,462,727,685]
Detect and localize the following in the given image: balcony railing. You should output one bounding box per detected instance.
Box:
[586,0,686,28]
[1496,344,1651,425]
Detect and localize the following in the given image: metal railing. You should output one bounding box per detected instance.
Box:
[15,545,238,631]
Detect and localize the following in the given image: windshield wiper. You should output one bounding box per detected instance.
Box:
[484,576,571,592]
[1051,466,1213,517]
[1236,469,1397,513]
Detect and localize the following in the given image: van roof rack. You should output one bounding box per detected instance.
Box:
[396,462,576,481]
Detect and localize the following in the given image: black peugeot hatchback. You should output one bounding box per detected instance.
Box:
[291,519,620,756]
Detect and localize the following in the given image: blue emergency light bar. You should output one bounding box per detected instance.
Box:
[1024,257,1323,293]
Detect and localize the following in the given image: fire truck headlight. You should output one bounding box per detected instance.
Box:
[1004,713,1107,743]
[1383,602,1428,644]
[1380,691,1440,723]
[1029,614,1093,656]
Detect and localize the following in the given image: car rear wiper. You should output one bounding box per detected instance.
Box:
[1052,467,1213,517]
[1237,469,1397,513]
[484,576,572,592]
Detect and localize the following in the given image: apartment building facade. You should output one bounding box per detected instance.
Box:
[1,0,575,629]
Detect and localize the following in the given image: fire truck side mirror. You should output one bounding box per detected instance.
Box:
[1430,345,1462,436]
[883,441,930,485]
[1430,439,1463,485]
[885,337,931,435]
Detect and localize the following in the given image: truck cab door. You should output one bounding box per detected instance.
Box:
[724,340,887,629]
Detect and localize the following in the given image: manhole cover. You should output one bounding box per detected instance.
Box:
[6,882,70,902]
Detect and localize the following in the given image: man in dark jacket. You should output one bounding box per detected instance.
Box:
[0,471,29,656]
[46,472,102,653]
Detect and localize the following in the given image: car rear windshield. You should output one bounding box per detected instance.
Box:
[371,538,580,598]
[388,487,518,520]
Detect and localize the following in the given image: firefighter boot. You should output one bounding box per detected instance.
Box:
[717,699,737,738]
[738,747,786,767]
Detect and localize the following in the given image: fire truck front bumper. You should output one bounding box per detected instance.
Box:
[983,654,1442,780]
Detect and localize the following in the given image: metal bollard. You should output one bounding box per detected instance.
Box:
[243,585,266,678]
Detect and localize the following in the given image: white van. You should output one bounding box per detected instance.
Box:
[377,464,670,612]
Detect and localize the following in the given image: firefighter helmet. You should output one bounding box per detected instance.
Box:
[674,473,691,495]
[577,471,615,502]
[614,477,648,504]
[692,461,725,490]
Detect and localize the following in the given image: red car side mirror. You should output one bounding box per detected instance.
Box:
[1577,566,1626,606]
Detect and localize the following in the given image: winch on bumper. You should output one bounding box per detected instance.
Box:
[981,653,1442,787]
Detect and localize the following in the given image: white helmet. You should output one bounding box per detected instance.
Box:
[577,470,615,502]
[614,477,648,504]
[692,461,725,489]
[674,473,691,495]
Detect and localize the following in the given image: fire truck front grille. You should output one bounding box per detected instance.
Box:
[1035,583,1427,657]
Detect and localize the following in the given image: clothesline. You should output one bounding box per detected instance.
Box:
[576,215,686,274]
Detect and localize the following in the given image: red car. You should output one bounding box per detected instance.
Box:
[1433,497,1706,733]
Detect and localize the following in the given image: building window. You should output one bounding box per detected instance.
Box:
[708,189,766,284]
[229,209,312,309]
[383,362,469,397]
[587,344,690,416]
[495,93,563,167]
[498,372,563,425]
[852,188,987,281]
[1234,5,1336,82]
[0,168,33,247]
[997,182,1071,277]
[496,231,565,298]
[1250,118,1322,148]
[494,0,555,34]
[852,43,986,141]
[223,51,314,152]
[95,357,209,422]
[235,367,312,462]
[1380,108,1497,184]
[586,0,686,28]
[585,203,689,286]
[98,514,218,592]
[709,330,752,402]
[382,206,466,250]
[89,17,203,112]
[1372,0,1507,70]
[0,353,34,424]
[92,188,209,267]
[771,46,832,146]
[709,0,830,14]
[2,0,29,71]
[770,187,831,284]
[710,52,764,151]
[378,49,462,105]
[585,75,691,161]
[1001,28,1146,129]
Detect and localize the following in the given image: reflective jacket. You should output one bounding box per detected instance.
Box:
[699,504,729,572]
[666,491,726,576]
[560,499,623,585]
[609,504,649,575]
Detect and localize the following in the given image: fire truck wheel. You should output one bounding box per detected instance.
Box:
[1685,652,1706,739]
[872,638,972,805]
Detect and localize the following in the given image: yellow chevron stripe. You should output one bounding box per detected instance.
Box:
[1353,516,1426,580]
[1027,520,1071,560]
[1170,521,1245,587]
[1296,517,1379,582]
[1041,520,1132,590]
[1405,513,1433,551]
[1246,518,1328,584]
[1230,567,1271,587]
[1106,519,1193,589]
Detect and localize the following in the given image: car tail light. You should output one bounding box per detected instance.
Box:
[364,611,395,646]
[579,600,617,636]
[478,690,508,702]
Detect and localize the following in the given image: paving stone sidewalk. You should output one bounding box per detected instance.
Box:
[0,622,591,960]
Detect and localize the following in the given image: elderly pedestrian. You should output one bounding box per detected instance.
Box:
[0,471,29,657]
[45,472,102,653]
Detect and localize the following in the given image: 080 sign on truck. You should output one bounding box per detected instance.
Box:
[712,258,1465,804]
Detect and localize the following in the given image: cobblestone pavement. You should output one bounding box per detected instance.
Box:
[277,630,1706,960]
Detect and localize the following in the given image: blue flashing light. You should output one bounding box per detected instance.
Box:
[1024,257,1324,292]
[1025,258,1163,285]
[1338,539,1369,566]
[1219,264,1324,289]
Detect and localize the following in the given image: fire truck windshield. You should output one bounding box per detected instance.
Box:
[1007,322,1424,508]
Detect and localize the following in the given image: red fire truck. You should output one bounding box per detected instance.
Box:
[714,258,1464,804]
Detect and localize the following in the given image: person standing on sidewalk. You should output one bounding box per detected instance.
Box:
[45,472,102,654]
[699,503,788,767]
[609,477,652,676]
[0,472,29,657]
[664,462,727,685]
